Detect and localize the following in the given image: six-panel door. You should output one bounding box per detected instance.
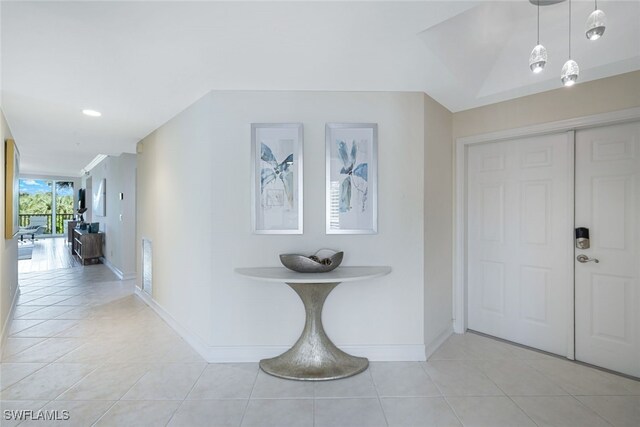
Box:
[575,122,640,377]
[467,132,573,356]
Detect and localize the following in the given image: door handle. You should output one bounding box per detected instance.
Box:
[577,254,599,263]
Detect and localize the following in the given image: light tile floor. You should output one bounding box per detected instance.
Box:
[2,265,639,426]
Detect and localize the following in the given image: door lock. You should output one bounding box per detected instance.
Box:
[577,254,599,263]
[575,227,590,249]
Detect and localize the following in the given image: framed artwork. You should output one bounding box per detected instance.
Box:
[5,139,20,239]
[251,123,303,234]
[93,178,106,217]
[325,123,378,234]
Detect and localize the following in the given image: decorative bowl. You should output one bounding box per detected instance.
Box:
[279,249,344,273]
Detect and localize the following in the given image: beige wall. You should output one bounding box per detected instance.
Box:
[453,70,640,139]
[423,94,454,353]
[0,108,18,345]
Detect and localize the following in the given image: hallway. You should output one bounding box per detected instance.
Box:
[1,266,639,426]
[18,238,82,274]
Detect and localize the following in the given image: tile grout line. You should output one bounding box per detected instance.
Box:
[2,337,48,361]
[419,361,465,427]
[89,361,155,425]
[238,366,262,426]
[368,365,390,427]
[7,319,48,336]
[0,361,52,393]
[520,358,594,397]
[162,401,182,427]
[563,395,616,427]
[90,400,120,426]
[481,369,543,427]
[164,361,209,425]
[50,363,104,401]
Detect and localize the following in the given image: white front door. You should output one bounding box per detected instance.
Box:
[467,132,573,356]
[575,121,640,377]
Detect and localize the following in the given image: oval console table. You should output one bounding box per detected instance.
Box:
[235,266,391,381]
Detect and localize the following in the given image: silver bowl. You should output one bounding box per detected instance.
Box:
[279,250,344,273]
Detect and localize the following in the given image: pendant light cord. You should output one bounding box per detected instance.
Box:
[569,0,572,58]
[537,1,540,44]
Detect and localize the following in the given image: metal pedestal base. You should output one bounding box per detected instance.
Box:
[259,282,369,381]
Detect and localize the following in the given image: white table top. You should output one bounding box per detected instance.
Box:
[235,266,392,284]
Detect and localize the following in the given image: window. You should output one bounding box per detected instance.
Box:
[19,179,75,235]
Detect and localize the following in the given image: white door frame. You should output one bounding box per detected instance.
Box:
[454,107,640,358]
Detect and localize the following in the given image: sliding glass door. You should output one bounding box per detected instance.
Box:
[55,181,75,234]
[18,179,75,235]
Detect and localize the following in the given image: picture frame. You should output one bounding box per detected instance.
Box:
[251,123,303,234]
[93,178,106,217]
[5,139,20,239]
[325,123,378,234]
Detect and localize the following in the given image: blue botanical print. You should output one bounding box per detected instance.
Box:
[260,143,294,207]
[337,140,368,212]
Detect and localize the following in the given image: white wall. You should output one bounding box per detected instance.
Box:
[138,90,433,361]
[0,109,18,346]
[424,94,454,355]
[84,154,137,279]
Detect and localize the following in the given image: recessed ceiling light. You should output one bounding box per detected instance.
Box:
[82,109,102,117]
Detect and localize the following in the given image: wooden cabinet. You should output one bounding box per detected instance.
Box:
[72,229,104,265]
[67,221,78,244]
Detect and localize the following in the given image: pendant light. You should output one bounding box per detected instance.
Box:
[561,0,579,86]
[529,1,547,73]
[586,0,606,40]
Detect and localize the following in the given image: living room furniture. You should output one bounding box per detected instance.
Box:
[66,220,78,244]
[234,266,391,381]
[18,216,48,241]
[18,225,46,242]
[72,228,104,265]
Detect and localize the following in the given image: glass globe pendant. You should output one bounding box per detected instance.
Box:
[529,44,547,73]
[529,2,546,73]
[586,6,606,40]
[561,59,579,86]
[561,0,579,87]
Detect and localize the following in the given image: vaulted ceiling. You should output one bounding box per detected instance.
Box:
[2,1,638,176]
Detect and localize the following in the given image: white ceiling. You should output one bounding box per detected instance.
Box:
[1,1,638,176]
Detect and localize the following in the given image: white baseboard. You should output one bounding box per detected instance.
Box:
[102,257,136,281]
[135,288,426,363]
[134,287,211,360]
[424,323,454,360]
[0,286,20,361]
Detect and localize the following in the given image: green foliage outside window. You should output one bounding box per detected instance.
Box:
[19,180,75,234]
